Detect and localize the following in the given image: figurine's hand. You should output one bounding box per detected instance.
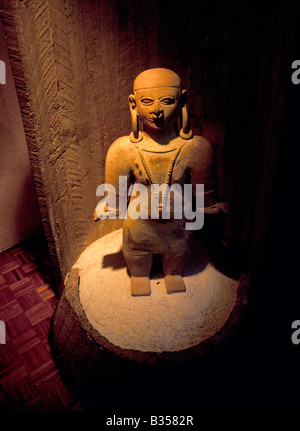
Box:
[204,201,229,214]
[93,203,118,221]
[94,203,109,222]
[214,201,229,214]
[93,208,100,222]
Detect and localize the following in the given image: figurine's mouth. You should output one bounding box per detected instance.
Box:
[151,118,164,122]
[151,119,165,129]
[150,116,165,124]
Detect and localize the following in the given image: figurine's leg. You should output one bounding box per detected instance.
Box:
[162,254,187,294]
[123,251,153,297]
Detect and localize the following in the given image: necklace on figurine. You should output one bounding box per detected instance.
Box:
[138,144,185,215]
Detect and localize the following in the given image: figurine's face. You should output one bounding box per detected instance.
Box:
[135,86,181,130]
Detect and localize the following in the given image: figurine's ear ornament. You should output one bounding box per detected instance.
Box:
[129,94,143,143]
[179,89,193,140]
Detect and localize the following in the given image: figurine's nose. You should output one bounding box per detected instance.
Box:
[150,100,163,118]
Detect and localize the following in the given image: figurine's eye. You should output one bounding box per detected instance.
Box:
[160,97,175,105]
[141,98,154,105]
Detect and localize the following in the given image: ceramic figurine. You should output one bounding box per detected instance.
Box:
[94,68,225,296]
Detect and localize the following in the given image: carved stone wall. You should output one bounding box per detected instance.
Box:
[0,0,297,294]
[0,17,41,251]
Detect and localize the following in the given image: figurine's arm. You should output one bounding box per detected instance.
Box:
[94,137,137,221]
[188,137,228,214]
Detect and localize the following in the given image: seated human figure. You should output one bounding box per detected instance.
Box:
[94,68,225,296]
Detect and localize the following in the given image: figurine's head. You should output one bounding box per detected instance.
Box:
[129,68,192,142]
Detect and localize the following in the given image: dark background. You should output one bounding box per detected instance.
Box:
[72,0,300,412]
[1,0,300,413]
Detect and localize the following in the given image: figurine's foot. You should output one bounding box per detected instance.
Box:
[131,276,151,296]
[164,275,186,294]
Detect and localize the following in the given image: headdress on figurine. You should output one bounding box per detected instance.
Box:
[129,68,193,143]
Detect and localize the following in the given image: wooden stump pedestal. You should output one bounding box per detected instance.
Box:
[49,234,250,410]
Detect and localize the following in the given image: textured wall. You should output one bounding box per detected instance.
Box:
[0,17,41,252]
[0,0,296,292]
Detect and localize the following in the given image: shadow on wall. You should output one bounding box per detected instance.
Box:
[0,16,41,252]
[0,121,41,252]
